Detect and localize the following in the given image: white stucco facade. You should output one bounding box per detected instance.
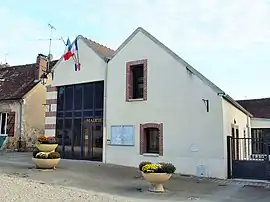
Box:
[221,99,251,164]
[45,36,107,140]
[222,99,251,138]
[52,37,107,87]
[251,118,270,128]
[49,28,253,179]
[104,30,250,179]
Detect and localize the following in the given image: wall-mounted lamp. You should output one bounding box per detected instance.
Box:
[40,73,48,85]
[234,119,236,124]
[202,99,209,112]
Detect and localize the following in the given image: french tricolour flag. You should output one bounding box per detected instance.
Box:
[63,38,78,61]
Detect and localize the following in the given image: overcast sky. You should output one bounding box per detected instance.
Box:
[0,0,270,99]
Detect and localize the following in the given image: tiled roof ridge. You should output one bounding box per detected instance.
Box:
[237,97,270,102]
[0,63,37,70]
[84,37,115,51]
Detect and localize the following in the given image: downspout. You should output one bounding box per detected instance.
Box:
[103,60,109,163]
[18,99,23,150]
[246,116,251,138]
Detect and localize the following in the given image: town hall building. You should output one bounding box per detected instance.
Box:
[44,27,269,180]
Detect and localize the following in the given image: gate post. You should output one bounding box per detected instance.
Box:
[265,135,270,180]
[227,136,232,179]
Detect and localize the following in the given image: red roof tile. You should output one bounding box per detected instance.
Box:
[83,37,115,59]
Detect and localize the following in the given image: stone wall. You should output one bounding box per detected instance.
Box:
[0,100,21,150]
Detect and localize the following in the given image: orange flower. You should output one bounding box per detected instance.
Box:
[37,136,47,142]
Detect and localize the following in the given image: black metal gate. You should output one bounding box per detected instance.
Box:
[227,136,270,180]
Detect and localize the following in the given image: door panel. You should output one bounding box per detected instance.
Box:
[73,118,82,159]
[83,122,103,161]
[83,126,90,160]
[91,124,103,161]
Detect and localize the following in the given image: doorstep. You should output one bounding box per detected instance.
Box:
[204,177,270,188]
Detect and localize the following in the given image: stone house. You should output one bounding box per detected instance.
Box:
[0,54,57,150]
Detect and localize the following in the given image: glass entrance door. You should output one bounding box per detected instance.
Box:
[83,122,103,161]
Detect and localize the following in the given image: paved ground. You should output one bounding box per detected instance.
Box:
[0,174,138,202]
[0,152,270,201]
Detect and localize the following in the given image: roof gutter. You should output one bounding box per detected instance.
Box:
[102,60,109,164]
[221,94,253,117]
[0,98,22,101]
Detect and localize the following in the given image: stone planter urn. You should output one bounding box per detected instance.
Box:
[32,157,60,169]
[32,136,60,169]
[139,161,176,193]
[142,172,172,192]
[35,143,58,152]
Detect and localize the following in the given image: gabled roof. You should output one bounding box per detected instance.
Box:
[0,63,38,100]
[0,59,58,101]
[52,36,115,71]
[80,36,115,60]
[110,27,252,117]
[237,98,270,118]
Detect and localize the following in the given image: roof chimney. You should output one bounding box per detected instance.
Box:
[36,54,48,81]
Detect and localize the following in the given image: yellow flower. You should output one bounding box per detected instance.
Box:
[142,163,161,173]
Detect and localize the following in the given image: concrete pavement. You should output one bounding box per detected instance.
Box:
[0,152,269,201]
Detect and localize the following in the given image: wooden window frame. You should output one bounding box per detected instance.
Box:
[126,59,147,101]
[6,112,15,137]
[140,123,163,156]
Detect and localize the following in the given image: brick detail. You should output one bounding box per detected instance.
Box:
[46,86,57,92]
[46,99,57,105]
[45,124,56,129]
[140,123,163,156]
[45,112,56,117]
[126,59,147,101]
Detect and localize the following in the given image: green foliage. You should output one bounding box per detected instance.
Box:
[159,163,176,174]
[35,152,48,159]
[33,149,39,157]
[34,151,60,159]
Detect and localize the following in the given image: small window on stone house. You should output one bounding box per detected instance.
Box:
[0,112,15,137]
[0,113,7,135]
[140,123,163,156]
[126,59,147,101]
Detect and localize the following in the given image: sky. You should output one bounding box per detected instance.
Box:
[0,0,270,100]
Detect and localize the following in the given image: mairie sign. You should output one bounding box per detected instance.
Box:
[85,118,103,123]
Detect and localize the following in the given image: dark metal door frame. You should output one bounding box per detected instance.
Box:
[227,136,232,179]
[227,135,270,180]
[83,119,103,161]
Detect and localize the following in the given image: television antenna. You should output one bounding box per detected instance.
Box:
[4,53,8,64]
[37,24,66,60]
[47,23,56,72]
[39,24,65,73]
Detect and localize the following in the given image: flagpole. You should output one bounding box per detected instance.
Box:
[63,36,78,64]
[73,36,79,64]
[75,36,80,71]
